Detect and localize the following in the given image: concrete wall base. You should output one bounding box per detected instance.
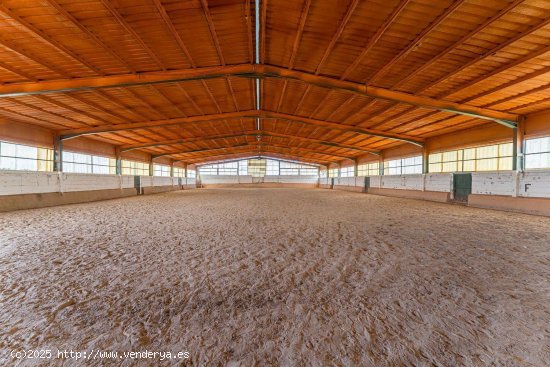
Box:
[367,188,450,203]
[0,188,137,212]
[333,185,365,193]
[468,194,550,217]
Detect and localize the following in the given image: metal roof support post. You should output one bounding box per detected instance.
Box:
[422,146,429,174]
[53,135,63,172]
[115,147,122,175]
[149,157,154,176]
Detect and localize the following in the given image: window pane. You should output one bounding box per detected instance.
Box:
[463,148,476,160]
[477,158,497,171]
[0,156,16,170]
[1,142,16,156]
[477,145,498,159]
[17,145,37,159]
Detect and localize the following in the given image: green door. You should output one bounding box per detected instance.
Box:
[453,173,472,202]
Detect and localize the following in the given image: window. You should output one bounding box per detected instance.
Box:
[218,162,238,175]
[197,158,318,177]
[199,164,217,175]
[328,168,339,178]
[198,162,239,175]
[525,137,550,169]
[248,159,266,177]
[340,166,354,177]
[279,161,298,175]
[154,164,171,177]
[187,169,196,178]
[121,160,150,176]
[429,142,513,173]
[384,156,422,175]
[63,152,116,174]
[173,167,186,177]
[0,141,53,172]
[278,160,318,175]
[357,162,379,176]
[320,168,327,178]
[266,159,279,175]
[299,166,318,175]
[238,160,248,175]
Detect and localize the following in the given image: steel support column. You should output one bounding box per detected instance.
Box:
[115,147,122,175]
[422,146,430,174]
[53,135,63,172]
[512,120,525,171]
[378,154,384,176]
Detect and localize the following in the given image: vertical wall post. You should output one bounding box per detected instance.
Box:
[512,120,525,197]
[115,147,122,175]
[353,158,358,177]
[149,156,154,176]
[378,153,384,176]
[512,120,525,172]
[53,135,63,172]
[422,146,429,174]
[170,159,174,177]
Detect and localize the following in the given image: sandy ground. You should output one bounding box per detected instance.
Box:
[1,188,550,366]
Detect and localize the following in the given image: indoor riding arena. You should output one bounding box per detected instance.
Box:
[1,1,550,366]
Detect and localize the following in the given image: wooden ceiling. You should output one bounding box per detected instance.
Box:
[0,0,549,165]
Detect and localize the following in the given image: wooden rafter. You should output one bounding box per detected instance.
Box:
[245,0,253,62]
[151,0,195,67]
[0,35,70,77]
[121,129,379,155]
[340,0,411,80]
[57,109,423,145]
[100,0,165,70]
[121,130,259,152]
[187,151,331,165]
[59,110,257,137]
[392,0,525,89]
[257,141,356,160]
[315,0,359,74]
[0,4,103,75]
[0,60,37,81]
[200,0,225,65]
[260,66,518,126]
[44,0,134,73]
[418,17,550,95]
[0,65,519,126]
[367,0,465,84]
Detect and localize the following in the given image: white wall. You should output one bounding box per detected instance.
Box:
[0,171,189,196]
[519,171,550,198]
[200,175,240,184]
[200,175,318,185]
[472,171,550,198]
[424,173,453,192]
[380,174,424,190]
[0,170,60,195]
[139,176,177,187]
[0,171,137,195]
[319,177,332,186]
[471,172,514,196]
[334,177,365,187]
[264,175,318,184]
